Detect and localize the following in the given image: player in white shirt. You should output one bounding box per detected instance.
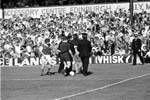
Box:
[73,46,82,74]
[119,48,126,55]
[145,49,150,58]
[144,49,150,63]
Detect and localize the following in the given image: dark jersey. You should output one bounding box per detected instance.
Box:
[42,44,52,55]
[132,38,142,52]
[77,39,92,57]
[58,41,72,61]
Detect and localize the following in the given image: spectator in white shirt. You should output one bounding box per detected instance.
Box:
[119,47,126,55]
[14,41,22,58]
[144,49,150,63]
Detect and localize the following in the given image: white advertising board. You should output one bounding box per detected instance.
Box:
[4,2,150,19]
[0,9,2,18]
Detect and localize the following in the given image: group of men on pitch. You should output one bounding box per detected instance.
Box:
[40,30,148,76]
[40,33,92,76]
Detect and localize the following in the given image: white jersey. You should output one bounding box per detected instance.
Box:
[14,45,22,54]
[26,45,32,53]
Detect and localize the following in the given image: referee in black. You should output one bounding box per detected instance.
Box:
[131,32,144,65]
[77,33,92,76]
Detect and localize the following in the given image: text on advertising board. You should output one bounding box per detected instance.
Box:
[4,2,150,19]
[0,55,132,67]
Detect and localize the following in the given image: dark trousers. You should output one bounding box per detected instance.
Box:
[81,57,89,75]
[133,51,144,65]
[58,59,64,73]
[145,57,150,63]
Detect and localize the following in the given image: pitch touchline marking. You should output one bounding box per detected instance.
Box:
[54,74,150,100]
[1,78,123,81]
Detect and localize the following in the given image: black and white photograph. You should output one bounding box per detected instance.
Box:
[0,0,150,100]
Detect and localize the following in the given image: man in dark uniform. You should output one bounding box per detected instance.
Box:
[131,33,144,65]
[57,35,73,76]
[57,34,73,74]
[57,37,64,74]
[77,33,92,76]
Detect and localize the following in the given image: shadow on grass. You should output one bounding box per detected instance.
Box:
[84,71,93,76]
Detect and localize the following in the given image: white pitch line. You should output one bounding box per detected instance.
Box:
[1,78,123,81]
[54,74,150,100]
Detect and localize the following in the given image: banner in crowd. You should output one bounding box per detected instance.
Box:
[0,55,132,67]
[0,9,2,18]
[4,2,150,19]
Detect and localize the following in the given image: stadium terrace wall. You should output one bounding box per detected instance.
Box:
[0,55,134,67]
[3,2,150,19]
[0,9,2,18]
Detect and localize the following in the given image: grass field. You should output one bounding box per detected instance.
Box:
[1,63,150,100]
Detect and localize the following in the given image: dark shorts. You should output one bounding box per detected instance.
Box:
[60,52,72,62]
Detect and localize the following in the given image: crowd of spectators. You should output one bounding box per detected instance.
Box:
[0,9,150,62]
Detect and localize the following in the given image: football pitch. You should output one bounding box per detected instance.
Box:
[1,63,150,100]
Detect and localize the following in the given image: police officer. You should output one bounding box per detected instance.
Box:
[131,32,144,65]
[77,33,92,76]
